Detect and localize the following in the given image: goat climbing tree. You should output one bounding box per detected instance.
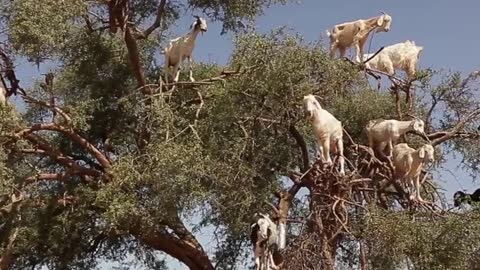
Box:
[1,1,480,270]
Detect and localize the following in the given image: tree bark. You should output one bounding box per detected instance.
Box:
[0,227,18,270]
[132,229,214,270]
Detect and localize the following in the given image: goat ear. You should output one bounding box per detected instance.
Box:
[377,15,384,26]
[418,147,425,159]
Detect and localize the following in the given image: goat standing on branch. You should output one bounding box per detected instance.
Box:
[365,118,425,158]
[303,94,345,176]
[363,40,423,80]
[164,16,207,84]
[250,213,280,270]
[327,12,392,62]
[393,143,435,202]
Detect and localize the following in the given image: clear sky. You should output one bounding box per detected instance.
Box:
[12,0,480,269]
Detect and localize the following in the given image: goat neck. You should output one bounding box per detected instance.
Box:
[363,15,382,33]
[396,120,415,133]
[188,26,202,41]
[309,107,325,120]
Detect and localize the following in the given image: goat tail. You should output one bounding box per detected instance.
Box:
[325,29,331,37]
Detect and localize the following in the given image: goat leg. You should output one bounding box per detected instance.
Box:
[188,56,195,82]
[173,64,181,83]
[321,138,332,165]
[354,41,363,63]
[407,179,416,201]
[414,176,424,202]
[336,139,346,176]
[329,43,337,58]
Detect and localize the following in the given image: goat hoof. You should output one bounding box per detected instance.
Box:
[189,77,195,82]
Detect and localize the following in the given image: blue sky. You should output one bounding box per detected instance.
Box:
[12,0,480,269]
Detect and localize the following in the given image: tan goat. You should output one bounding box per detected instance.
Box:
[327,12,392,62]
[393,143,435,202]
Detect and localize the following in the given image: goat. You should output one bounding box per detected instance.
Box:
[453,189,480,207]
[164,16,207,84]
[250,213,279,270]
[393,143,434,202]
[303,94,345,176]
[365,118,425,158]
[326,12,392,62]
[363,40,423,80]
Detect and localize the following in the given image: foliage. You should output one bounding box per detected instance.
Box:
[363,208,480,270]
[0,1,479,270]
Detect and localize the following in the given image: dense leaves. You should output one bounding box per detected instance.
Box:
[0,1,479,270]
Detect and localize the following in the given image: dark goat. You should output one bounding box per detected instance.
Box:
[453,189,480,207]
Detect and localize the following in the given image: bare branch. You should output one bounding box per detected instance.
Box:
[14,123,111,169]
[428,108,480,146]
[22,95,72,124]
[23,134,102,178]
[134,0,168,39]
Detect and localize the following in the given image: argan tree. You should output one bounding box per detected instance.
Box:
[0,1,479,270]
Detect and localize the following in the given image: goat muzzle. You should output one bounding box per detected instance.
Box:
[304,111,313,119]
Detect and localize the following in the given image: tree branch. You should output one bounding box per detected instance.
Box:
[132,227,214,270]
[23,134,101,178]
[22,95,72,124]
[25,171,77,183]
[289,124,310,172]
[429,108,480,146]
[0,47,26,97]
[108,0,149,92]
[0,227,18,270]
[15,123,111,169]
[134,0,167,39]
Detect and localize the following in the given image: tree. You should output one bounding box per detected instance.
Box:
[0,1,480,270]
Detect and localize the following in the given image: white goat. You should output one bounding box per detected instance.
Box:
[327,12,392,62]
[363,40,423,80]
[304,94,345,176]
[393,143,435,202]
[164,16,207,83]
[250,213,279,270]
[365,118,425,158]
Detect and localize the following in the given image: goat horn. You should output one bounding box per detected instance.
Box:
[193,15,200,19]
